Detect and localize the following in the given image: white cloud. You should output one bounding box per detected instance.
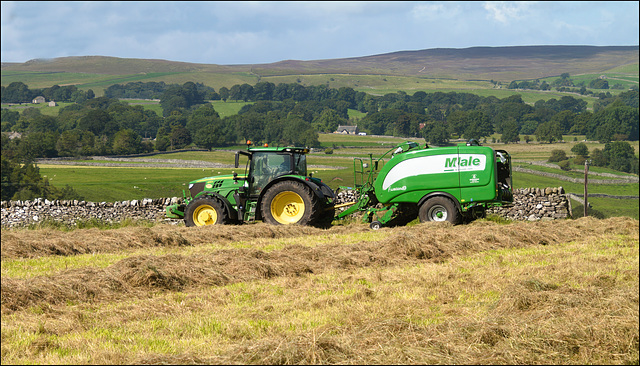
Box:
[482,1,536,24]
[411,3,449,19]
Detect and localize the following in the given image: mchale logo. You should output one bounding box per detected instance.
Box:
[445,156,482,168]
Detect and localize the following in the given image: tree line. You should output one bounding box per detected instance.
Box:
[549,141,639,175]
[1,80,638,201]
[507,73,638,97]
[1,82,96,104]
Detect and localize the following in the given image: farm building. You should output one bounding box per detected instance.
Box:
[48,101,57,107]
[335,125,359,134]
[32,96,45,104]
[2,131,22,140]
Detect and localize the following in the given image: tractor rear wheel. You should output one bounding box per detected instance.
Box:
[418,196,460,224]
[184,197,228,227]
[261,181,327,226]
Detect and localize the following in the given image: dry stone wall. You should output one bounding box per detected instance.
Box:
[1,197,184,228]
[487,186,571,221]
[1,187,570,228]
[335,186,571,222]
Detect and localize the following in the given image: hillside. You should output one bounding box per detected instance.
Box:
[253,45,640,80]
[2,45,638,83]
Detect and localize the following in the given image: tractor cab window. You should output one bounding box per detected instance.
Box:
[250,152,293,195]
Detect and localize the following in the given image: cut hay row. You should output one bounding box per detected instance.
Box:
[2,217,637,314]
[0,223,370,260]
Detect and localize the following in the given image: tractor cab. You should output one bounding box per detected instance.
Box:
[236,147,308,196]
[235,146,309,196]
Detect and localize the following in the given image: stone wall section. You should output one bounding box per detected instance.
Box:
[1,187,570,228]
[487,186,571,221]
[1,197,184,228]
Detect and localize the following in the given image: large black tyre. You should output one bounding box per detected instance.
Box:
[184,197,229,227]
[261,181,329,226]
[418,196,460,224]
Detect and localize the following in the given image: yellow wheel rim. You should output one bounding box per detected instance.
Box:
[192,204,218,226]
[270,191,305,224]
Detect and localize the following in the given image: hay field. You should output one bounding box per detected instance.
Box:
[1,217,638,364]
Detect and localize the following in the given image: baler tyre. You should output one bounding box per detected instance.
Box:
[419,197,460,224]
[261,181,320,226]
[184,197,228,227]
[370,221,382,230]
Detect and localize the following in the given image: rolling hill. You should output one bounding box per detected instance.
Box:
[2,45,638,83]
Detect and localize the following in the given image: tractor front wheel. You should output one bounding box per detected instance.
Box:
[184,197,228,227]
[261,181,322,226]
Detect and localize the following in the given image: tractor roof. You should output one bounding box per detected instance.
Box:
[248,146,309,154]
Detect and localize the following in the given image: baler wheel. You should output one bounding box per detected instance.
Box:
[419,197,460,224]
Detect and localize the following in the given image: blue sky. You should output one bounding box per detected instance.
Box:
[1,1,638,65]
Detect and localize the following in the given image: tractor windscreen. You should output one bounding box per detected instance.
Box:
[249,152,306,195]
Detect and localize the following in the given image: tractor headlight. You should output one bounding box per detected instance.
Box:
[189,184,194,189]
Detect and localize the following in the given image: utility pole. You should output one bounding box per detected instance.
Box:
[584,159,590,217]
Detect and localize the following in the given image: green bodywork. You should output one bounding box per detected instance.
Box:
[335,140,513,226]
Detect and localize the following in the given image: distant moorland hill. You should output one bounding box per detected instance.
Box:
[2,45,638,83]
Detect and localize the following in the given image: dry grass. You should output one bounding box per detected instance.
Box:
[1,217,638,364]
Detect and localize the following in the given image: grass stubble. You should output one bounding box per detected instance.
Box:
[1,217,638,364]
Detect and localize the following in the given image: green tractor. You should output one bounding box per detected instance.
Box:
[166,143,335,227]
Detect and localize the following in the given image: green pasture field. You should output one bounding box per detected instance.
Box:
[512,161,636,181]
[136,150,237,164]
[260,74,493,93]
[347,108,366,120]
[137,71,259,93]
[0,101,76,116]
[121,99,163,116]
[1,99,251,119]
[122,101,359,119]
[37,164,639,220]
[38,135,639,220]
[38,166,237,202]
[1,70,118,90]
[0,70,260,97]
[2,68,614,109]
[605,63,639,73]
[208,100,252,118]
[71,72,192,95]
[317,133,422,147]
